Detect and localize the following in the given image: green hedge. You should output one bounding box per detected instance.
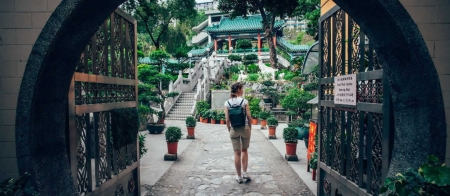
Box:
[111,108,139,149]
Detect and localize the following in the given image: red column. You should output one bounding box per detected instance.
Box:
[273,36,277,49]
[258,33,261,56]
[214,39,217,52]
[228,34,232,53]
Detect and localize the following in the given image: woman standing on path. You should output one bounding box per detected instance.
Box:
[224,82,253,183]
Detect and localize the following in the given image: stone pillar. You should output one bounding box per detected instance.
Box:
[214,39,217,52]
[273,36,277,48]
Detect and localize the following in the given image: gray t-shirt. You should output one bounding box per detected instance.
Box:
[224,97,249,124]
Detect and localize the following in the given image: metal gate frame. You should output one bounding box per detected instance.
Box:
[68,8,140,196]
[317,6,393,196]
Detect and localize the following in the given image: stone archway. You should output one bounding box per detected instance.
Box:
[15,0,126,194]
[332,0,446,177]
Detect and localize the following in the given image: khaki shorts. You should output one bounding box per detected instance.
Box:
[230,125,251,151]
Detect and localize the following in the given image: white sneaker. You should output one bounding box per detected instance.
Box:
[242,172,251,182]
[235,175,243,183]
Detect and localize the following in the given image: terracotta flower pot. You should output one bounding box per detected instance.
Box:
[251,118,258,125]
[167,142,178,154]
[285,143,298,156]
[268,126,276,136]
[211,119,216,124]
[220,120,225,124]
[199,117,203,122]
[203,118,208,123]
[261,120,267,127]
[187,127,195,136]
[312,169,316,181]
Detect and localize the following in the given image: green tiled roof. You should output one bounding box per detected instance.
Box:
[276,37,309,53]
[188,43,214,56]
[206,15,284,33]
[139,57,180,64]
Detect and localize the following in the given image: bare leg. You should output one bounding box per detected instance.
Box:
[241,149,248,172]
[234,150,242,176]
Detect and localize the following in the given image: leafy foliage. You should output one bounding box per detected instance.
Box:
[244,54,258,65]
[228,54,242,62]
[231,74,239,81]
[247,63,260,74]
[139,134,147,158]
[249,98,262,118]
[258,111,271,120]
[294,0,320,39]
[283,127,298,143]
[379,155,450,196]
[165,126,183,142]
[247,73,259,82]
[237,39,253,50]
[185,116,196,127]
[124,0,197,49]
[217,110,226,120]
[282,89,315,117]
[309,152,318,169]
[262,80,275,87]
[267,116,278,127]
[196,101,210,116]
[0,172,39,196]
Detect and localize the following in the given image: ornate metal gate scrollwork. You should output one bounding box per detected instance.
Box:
[317,6,392,196]
[68,8,139,196]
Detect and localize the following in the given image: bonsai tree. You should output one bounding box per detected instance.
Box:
[258,111,271,120]
[138,53,179,124]
[267,116,279,127]
[281,88,315,118]
[165,126,182,143]
[228,54,242,62]
[185,116,196,127]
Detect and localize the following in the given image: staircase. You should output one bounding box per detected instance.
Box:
[165,92,196,121]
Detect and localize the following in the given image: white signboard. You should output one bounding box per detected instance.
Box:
[334,74,357,106]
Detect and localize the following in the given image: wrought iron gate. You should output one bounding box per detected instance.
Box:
[317,7,393,196]
[68,9,139,196]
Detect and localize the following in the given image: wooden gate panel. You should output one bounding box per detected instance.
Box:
[68,8,139,196]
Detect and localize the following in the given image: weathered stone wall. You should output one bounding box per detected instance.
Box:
[0,0,62,181]
[321,0,450,165]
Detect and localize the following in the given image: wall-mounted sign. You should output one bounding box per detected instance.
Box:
[334,74,357,106]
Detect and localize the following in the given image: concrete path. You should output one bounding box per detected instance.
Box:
[140,120,315,196]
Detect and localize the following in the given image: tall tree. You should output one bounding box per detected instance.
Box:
[295,0,320,40]
[125,0,196,50]
[218,0,299,68]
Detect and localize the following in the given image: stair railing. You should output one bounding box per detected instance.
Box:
[165,70,183,115]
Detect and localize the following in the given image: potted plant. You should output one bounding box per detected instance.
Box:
[138,62,179,134]
[214,110,221,124]
[165,126,182,155]
[209,109,217,124]
[309,152,318,180]
[267,116,278,139]
[249,98,261,125]
[185,116,196,139]
[202,110,209,123]
[258,111,271,128]
[283,127,299,161]
[281,88,315,119]
[196,101,210,122]
[218,110,226,124]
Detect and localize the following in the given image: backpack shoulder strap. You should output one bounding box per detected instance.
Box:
[227,101,232,107]
[239,99,244,106]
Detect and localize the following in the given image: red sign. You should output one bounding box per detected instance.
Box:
[307,121,317,161]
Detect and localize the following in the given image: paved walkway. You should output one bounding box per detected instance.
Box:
[140,120,315,196]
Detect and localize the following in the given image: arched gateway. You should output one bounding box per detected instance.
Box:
[14,0,446,195]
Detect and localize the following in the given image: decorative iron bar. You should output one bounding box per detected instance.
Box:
[74,82,135,105]
[318,8,391,196]
[76,114,89,195]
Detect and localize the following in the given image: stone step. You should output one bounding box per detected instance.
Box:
[168,111,192,114]
[165,114,192,118]
[171,105,192,109]
[165,118,188,121]
[175,103,196,106]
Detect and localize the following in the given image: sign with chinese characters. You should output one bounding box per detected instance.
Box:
[334,74,357,106]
